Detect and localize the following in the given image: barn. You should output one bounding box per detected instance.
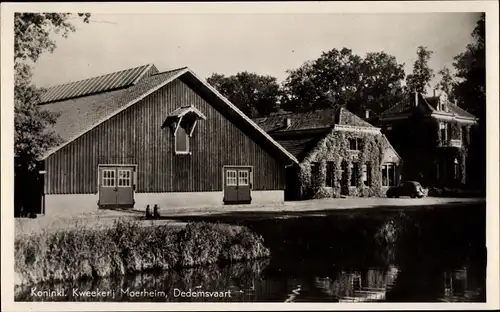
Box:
[30,64,298,215]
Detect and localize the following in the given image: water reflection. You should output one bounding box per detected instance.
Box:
[15,203,486,302]
[16,257,485,302]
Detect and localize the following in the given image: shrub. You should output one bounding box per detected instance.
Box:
[15,220,270,286]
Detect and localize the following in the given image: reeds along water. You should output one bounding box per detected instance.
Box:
[14,220,271,288]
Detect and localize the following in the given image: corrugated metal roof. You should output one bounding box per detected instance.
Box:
[39,64,157,104]
[40,67,188,148]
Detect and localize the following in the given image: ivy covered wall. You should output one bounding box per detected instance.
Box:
[297,129,400,199]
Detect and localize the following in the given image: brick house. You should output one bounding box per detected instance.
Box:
[253,107,402,200]
[376,92,478,188]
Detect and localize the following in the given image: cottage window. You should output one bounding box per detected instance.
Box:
[363,164,371,187]
[350,163,358,187]
[326,161,335,187]
[311,162,320,178]
[349,138,361,151]
[382,164,396,187]
[175,124,189,154]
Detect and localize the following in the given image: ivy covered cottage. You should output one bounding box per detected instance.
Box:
[376,92,478,188]
[253,107,402,200]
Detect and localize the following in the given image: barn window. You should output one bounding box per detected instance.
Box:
[163,105,207,155]
[102,169,116,187]
[175,124,189,153]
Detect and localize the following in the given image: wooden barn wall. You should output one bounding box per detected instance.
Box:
[45,79,285,194]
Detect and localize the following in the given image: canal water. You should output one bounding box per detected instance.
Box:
[15,201,486,302]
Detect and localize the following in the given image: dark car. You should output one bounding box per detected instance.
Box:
[386,181,426,198]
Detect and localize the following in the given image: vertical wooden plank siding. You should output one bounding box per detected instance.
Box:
[45,79,285,194]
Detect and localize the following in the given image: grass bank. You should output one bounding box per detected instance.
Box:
[15,220,270,286]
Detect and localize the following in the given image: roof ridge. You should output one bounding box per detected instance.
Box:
[152,66,189,76]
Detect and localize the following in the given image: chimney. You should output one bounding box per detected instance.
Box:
[433,89,436,97]
[285,117,291,128]
[414,91,419,107]
[365,110,370,119]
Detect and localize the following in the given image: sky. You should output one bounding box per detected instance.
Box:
[31,13,481,94]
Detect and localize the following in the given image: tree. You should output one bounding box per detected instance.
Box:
[207,72,281,117]
[452,13,485,119]
[281,48,363,112]
[406,46,435,94]
[14,13,91,170]
[358,51,406,115]
[281,48,406,116]
[451,13,486,191]
[434,67,456,102]
[14,13,90,216]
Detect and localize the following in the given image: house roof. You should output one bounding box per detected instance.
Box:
[253,107,377,134]
[379,93,477,120]
[424,96,476,119]
[39,64,298,164]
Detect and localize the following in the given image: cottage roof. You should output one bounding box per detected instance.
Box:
[253,107,379,161]
[252,107,376,134]
[379,93,477,120]
[38,65,298,164]
[275,136,328,160]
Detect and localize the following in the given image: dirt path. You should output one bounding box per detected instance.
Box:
[15,197,484,236]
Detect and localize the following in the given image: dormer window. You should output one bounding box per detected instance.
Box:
[175,121,190,153]
[162,105,207,155]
